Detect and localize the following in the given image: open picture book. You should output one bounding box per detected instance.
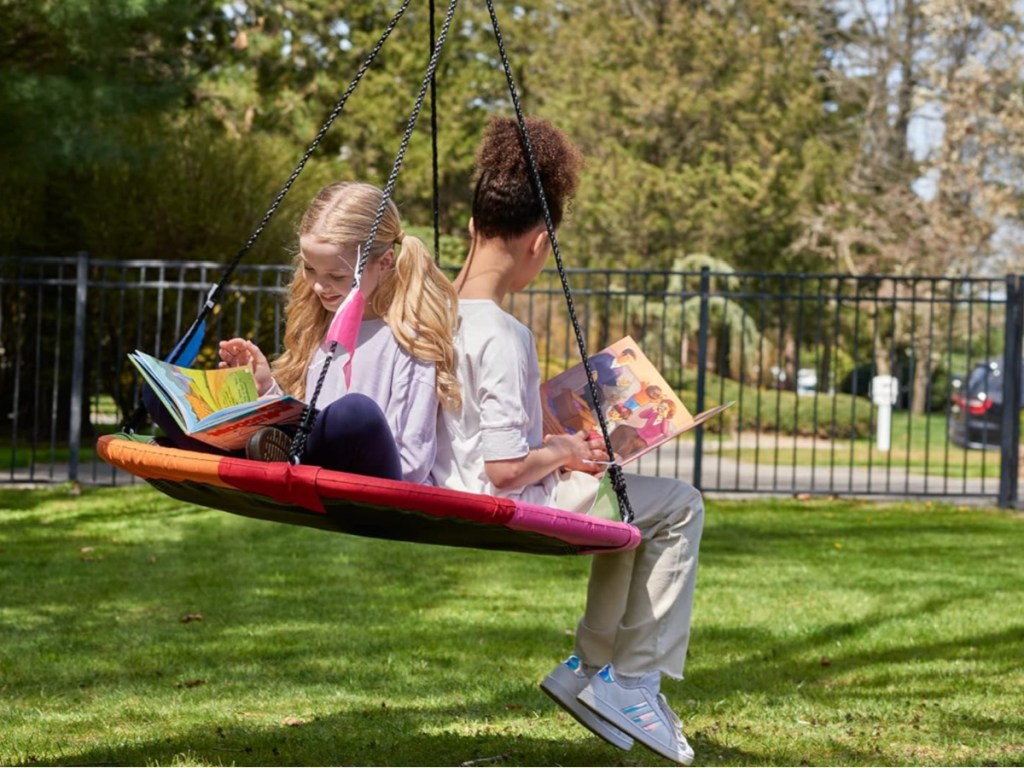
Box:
[129,350,306,451]
[540,336,732,466]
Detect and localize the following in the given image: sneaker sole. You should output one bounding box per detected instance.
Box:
[578,687,693,765]
[540,677,633,751]
[247,429,292,462]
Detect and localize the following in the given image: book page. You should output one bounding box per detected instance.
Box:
[541,336,717,465]
[130,350,300,447]
[130,352,255,425]
[192,397,306,451]
[130,352,212,428]
[172,367,218,417]
[203,365,259,408]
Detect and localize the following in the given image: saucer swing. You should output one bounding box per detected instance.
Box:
[101,0,640,557]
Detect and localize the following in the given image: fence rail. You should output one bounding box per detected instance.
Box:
[2,255,1020,506]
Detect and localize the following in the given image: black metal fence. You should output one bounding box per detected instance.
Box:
[2,255,1021,505]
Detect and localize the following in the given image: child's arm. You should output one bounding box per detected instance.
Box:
[485,430,606,490]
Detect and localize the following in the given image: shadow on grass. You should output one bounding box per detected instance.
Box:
[42,695,769,768]
[0,485,84,512]
[690,610,1024,694]
[680,504,1024,762]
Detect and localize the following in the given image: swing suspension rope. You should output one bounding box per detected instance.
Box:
[126,0,635,525]
[287,0,461,463]
[429,0,442,263]
[121,0,413,434]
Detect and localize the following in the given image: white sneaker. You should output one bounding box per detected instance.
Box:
[579,663,694,765]
[539,655,633,751]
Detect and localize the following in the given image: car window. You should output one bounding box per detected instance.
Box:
[967,365,996,393]
[965,360,1024,405]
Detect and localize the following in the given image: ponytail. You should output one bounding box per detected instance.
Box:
[370,235,462,411]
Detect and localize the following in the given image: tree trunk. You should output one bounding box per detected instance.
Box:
[911,343,931,415]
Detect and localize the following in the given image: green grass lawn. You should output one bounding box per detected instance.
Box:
[2,486,1023,766]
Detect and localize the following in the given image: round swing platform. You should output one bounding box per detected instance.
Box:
[98,434,640,556]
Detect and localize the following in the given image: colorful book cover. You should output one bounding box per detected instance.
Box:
[540,336,731,465]
[129,350,305,451]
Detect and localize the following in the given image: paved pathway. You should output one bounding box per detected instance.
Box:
[631,439,1003,504]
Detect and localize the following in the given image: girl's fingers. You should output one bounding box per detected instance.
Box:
[218,339,260,367]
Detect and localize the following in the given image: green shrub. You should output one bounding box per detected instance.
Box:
[680,369,874,438]
[74,118,337,263]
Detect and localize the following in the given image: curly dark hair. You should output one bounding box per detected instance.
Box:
[471,116,584,239]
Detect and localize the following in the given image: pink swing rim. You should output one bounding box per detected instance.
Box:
[97,434,641,556]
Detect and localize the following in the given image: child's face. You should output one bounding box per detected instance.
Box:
[300,235,392,313]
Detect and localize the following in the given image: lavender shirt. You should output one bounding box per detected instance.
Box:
[268,319,439,484]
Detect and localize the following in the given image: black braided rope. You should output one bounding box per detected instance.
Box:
[362,0,459,275]
[122,0,411,434]
[484,0,634,524]
[429,0,442,264]
[288,0,461,463]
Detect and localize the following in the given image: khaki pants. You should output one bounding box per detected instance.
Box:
[553,471,705,680]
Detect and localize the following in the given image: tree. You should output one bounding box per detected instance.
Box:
[918,0,1024,273]
[530,0,843,272]
[0,0,234,254]
[622,254,765,385]
[189,1,536,239]
[793,0,1024,276]
[792,0,1024,411]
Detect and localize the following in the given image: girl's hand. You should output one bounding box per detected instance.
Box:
[544,431,609,475]
[218,338,273,395]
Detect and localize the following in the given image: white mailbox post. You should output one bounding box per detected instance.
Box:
[871,375,899,451]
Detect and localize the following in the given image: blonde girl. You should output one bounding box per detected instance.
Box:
[217,181,460,483]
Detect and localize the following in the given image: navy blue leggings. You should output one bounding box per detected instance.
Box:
[302,393,402,479]
[143,386,402,480]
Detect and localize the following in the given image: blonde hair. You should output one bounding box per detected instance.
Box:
[272,181,461,410]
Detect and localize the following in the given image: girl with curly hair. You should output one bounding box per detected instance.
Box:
[432,116,703,765]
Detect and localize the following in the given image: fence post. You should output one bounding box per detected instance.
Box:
[999,274,1022,508]
[68,251,88,485]
[693,267,710,490]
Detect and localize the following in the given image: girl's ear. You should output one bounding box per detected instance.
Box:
[379,247,395,271]
[529,228,550,260]
[467,217,476,239]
